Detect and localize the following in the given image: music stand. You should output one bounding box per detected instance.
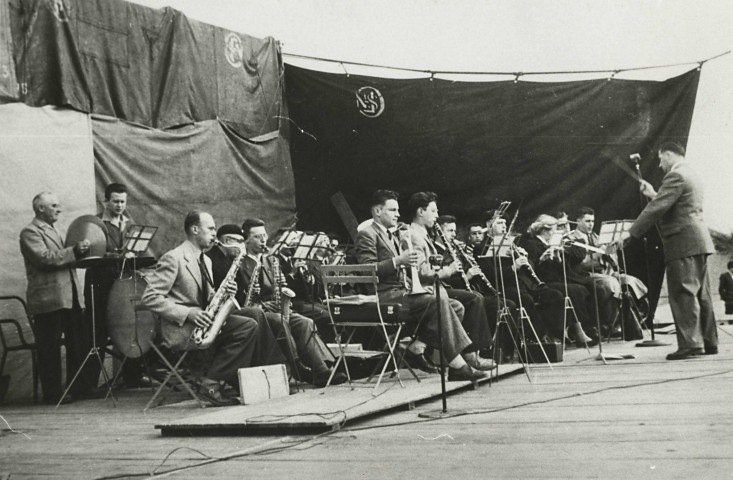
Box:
[484,234,548,376]
[108,225,158,392]
[547,232,589,354]
[599,220,664,348]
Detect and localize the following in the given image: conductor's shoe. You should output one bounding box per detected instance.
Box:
[447,364,488,382]
[403,350,439,374]
[666,348,704,360]
[704,345,719,355]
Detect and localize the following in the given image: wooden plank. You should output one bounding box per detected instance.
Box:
[156,365,525,434]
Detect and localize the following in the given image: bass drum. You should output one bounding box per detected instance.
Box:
[106,270,158,358]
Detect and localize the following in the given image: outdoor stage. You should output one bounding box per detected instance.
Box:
[2,307,733,478]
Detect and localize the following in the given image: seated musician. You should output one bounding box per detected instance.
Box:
[516,215,597,346]
[467,223,486,253]
[406,195,495,370]
[474,211,565,343]
[355,189,487,381]
[141,211,277,406]
[236,219,347,388]
[434,215,518,359]
[276,233,335,343]
[565,207,622,336]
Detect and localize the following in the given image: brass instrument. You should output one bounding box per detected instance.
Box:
[243,257,262,307]
[191,241,246,348]
[268,251,300,367]
[434,223,471,290]
[269,252,297,311]
[455,240,500,296]
[398,224,429,295]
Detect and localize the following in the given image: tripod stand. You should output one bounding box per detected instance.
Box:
[57,262,117,408]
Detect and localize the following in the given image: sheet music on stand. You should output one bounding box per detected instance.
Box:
[548,231,564,248]
[479,234,515,258]
[271,229,331,260]
[598,220,635,246]
[122,225,157,254]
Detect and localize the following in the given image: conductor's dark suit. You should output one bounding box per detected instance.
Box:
[629,162,717,350]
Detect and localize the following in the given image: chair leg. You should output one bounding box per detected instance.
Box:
[32,350,38,403]
[144,347,205,411]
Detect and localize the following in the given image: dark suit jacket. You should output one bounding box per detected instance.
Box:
[719,271,733,302]
[629,163,714,262]
[141,240,213,350]
[19,217,81,315]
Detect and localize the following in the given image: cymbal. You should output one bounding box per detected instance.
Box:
[65,215,108,262]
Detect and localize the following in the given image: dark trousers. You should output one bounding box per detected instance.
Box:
[398,290,471,361]
[259,301,330,374]
[35,307,87,401]
[545,282,592,331]
[205,312,260,386]
[446,288,492,352]
[293,299,334,343]
[666,255,718,350]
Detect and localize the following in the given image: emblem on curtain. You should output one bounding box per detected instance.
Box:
[356,86,385,118]
[224,33,244,69]
[49,0,70,22]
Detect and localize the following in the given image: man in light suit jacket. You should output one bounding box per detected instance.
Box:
[20,191,91,404]
[628,142,718,360]
[141,211,270,406]
[355,190,487,381]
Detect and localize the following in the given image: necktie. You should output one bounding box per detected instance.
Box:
[388,230,400,252]
[588,233,596,247]
[199,252,211,307]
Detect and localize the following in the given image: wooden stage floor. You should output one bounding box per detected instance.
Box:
[2,316,733,478]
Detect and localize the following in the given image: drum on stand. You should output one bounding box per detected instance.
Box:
[107,271,157,359]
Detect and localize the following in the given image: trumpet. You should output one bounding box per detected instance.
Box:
[397,224,429,295]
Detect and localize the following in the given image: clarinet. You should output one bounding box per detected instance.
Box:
[455,241,500,296]
[434,223,471,290]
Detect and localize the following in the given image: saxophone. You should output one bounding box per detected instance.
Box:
[191,241,247,348]
[270,253,296,316]
[243,257,262,307]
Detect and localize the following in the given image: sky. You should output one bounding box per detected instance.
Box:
[130,0,733,232]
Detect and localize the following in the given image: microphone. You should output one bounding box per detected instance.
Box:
[629,153,641,163]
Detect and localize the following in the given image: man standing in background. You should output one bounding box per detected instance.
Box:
[20,192,90,404]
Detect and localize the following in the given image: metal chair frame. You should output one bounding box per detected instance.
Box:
[322,264,418,394]
[0,295,38,403]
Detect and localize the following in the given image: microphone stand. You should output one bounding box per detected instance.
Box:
[633,160,669,348]
[418,262,466,419]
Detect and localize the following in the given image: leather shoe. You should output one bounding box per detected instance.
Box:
[403,350,439,374]
[666,348,704,360]
[313,369,348,388]
[463,351,497,371]
[704,345,718,355]
[447,364,488,382]
[198,387,240,407]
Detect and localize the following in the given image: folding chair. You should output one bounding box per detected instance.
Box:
[321,264,418,394]
[0,295,38,403]
[136,306,206,410]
